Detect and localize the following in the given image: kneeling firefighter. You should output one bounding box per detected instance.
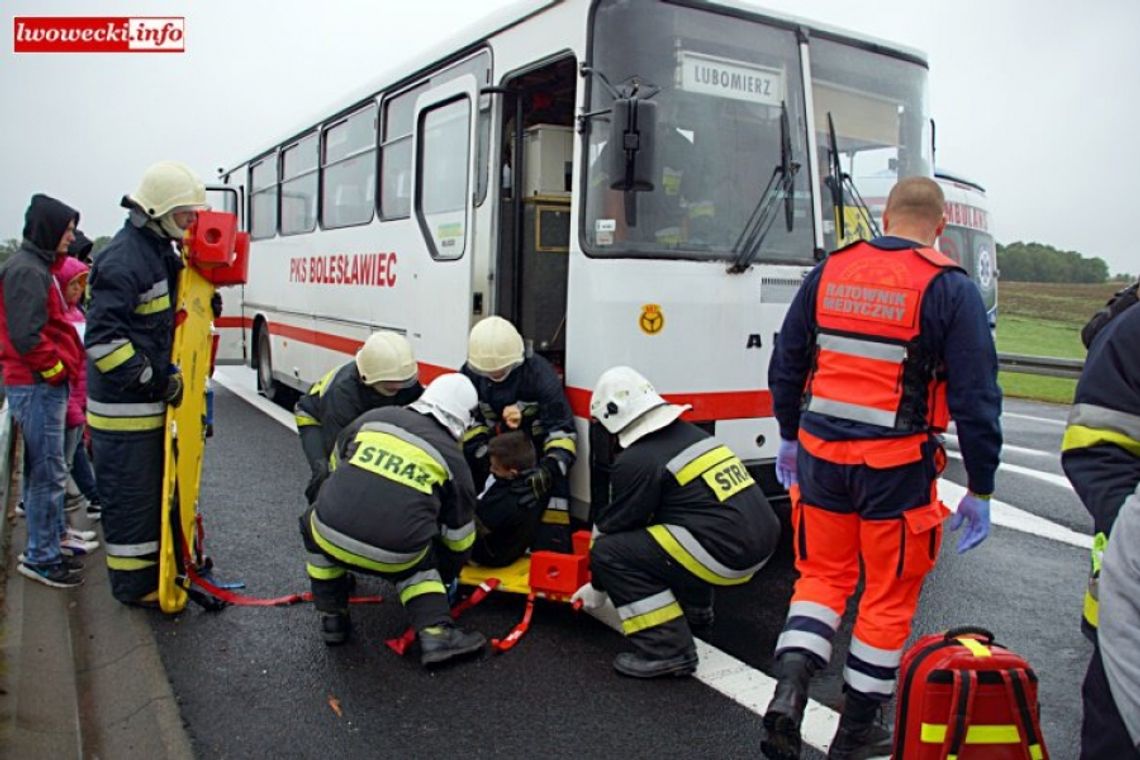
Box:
[300,373,486,667]
[294,330,422,503]
[86,161,207,604]
[572,366,780,678]
[462,316,577,550]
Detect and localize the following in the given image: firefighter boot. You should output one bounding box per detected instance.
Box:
[320,612,351,646]
[826,691,892,759]
[612,647,699,678]
[419,624,486,667]
[761,652,820,760]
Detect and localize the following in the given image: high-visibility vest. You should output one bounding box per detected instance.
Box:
[804,241,963,435]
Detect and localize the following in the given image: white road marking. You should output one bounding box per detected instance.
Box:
[213,364,1079,754]
[1002,411,1067,426]
[946,449,1074,491]
[944,432,1059,460]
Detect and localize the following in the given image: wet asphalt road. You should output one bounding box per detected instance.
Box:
[150,381,1090,759]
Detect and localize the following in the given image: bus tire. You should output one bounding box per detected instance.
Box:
[256,326,281,402]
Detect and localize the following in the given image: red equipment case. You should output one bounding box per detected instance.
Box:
[893,627,1049,759]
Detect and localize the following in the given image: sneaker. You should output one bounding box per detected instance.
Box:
[20,553,83,574]
[60,536,100,556]
[18,561,83,589]
[65,493,88,513]
[86,499,102,521]
[66,526,98,542]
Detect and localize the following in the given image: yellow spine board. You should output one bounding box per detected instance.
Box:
[158,262,216,613]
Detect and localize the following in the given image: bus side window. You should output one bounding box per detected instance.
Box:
[381,84,428,220]
[322,104,377,229]
[281,133,318,235]
[249,156,278,240]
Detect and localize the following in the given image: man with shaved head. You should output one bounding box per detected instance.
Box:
[762,176,1003,759]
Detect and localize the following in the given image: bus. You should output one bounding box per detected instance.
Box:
[213,0,933,512]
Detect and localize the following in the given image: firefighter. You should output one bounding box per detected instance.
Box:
[294,330,422,503]
[572,366,780,678]
[85,161,207,605]
[461,316,577,550]
[1060,294,1140,758]
[762,176,1002,759]
[299,373,486,667]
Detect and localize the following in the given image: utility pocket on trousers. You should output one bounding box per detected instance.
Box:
[898,501,948,578]
[790,484,807,561]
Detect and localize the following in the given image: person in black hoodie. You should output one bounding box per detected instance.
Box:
[0,194,85,589]
[471,430,550,567]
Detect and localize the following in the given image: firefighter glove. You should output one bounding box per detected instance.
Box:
[949,491,991,554]
[463,426,491,462]
[571,582,608,611]
[776,438,798,489]
[524,460,555,502]
[211,291,223,319]
[162,365,185,408]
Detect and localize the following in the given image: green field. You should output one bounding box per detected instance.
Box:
[995,281,1121,404]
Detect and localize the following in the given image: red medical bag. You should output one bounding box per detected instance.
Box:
[893,627,1049,759]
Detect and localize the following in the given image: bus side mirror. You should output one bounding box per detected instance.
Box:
[608,97,657,192]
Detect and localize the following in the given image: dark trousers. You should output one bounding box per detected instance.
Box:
[590,529,711,659]
[92,428,164,603]
[1081,643,1140,759]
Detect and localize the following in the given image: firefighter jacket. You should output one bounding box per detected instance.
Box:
[310,406,477,575]
[770,236,1002,495]
[1062,302,1140,633]
[295,360,423,458]
[0,196,83,386]
[595,420,780,585]
[84,220,183,432]
[462,354,577,468]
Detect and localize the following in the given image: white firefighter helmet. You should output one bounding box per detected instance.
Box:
[466,316,525,378]
[127,161,207,238]
[355,331,417,391]
[409,373,478,440]
[590,366,691,448]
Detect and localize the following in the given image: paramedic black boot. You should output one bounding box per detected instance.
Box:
[761,652,819,760]
[827,691,892,759]
[320,612,351,646]
[613,647,698,678]
[419,624,486,667]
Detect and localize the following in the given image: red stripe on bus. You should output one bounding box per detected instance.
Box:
[248,317,773,421]
[565,386,773,422]
[214,316,253,329]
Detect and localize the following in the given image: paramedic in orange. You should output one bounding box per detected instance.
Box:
[761,176,1003,760]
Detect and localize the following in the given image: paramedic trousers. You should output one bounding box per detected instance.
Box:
[774,444,947,702]
[590,529,721,660]
[92,427,165,603]
[300,513,451,631]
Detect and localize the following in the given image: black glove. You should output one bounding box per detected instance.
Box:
[162,367,185,408]
[211,291,223,319]
[463,426,491,462]
[522,458,557,502]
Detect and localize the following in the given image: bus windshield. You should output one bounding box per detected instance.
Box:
[810,37,931,250]
[582,0,814,263]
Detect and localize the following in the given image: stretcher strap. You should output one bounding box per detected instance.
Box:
[385,579,500,655]
[179,521,383,608]
[491,593,537,653]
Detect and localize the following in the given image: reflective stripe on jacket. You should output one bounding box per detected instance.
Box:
[805,241,962,434]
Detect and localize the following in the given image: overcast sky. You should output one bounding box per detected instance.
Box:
[3,0,1137,275]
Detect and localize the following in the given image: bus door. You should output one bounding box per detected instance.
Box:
[204,184,246,364]
[411,74,480,370]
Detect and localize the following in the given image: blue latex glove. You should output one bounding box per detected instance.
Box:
[775,439,798,489]
[949,492,991,553]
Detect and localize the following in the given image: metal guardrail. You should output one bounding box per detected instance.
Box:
[998,352,1084,380]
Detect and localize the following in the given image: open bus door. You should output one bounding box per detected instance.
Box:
[204,184,246,364]
[411,74,481,371]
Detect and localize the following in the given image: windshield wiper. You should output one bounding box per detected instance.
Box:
[825,111,881,243]
[729,101,800,273]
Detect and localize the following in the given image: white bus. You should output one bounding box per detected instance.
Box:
[214,0,933,508]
